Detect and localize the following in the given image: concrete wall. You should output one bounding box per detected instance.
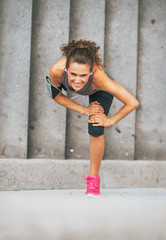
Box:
[0,0,166,160]
[104,0,138,160]
[135,0,166,160]
[0,0,32,158]
[27,0,70,159]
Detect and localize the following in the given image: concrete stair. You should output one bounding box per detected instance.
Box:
[0,159,166,190]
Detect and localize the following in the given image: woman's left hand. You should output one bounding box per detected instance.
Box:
[88,113,113,127]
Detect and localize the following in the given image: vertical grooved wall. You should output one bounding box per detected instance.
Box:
[0,0,32,158]
[28,0,70,159]
[104,0,138,159]
[135,0,166,160]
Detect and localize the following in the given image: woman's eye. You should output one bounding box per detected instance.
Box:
[70,72,87,77]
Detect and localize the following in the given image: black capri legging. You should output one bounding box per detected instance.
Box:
[88,90,114,137]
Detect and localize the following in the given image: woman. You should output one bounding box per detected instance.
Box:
[46,39,139,197]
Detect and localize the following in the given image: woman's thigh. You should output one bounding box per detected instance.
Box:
[88,91,114,137]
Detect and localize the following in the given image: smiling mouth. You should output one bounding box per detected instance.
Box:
[70,80,85,89]
[73,83,82,88]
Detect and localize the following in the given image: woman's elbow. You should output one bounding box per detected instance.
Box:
[132,98,139,110]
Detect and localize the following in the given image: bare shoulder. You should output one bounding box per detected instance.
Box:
[93,65,137,104]
[49,57,66,85]
[92,65,115,91]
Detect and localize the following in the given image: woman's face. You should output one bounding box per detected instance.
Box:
[67,61,91,91]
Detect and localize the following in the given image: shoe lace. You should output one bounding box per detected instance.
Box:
[83,176,99,191]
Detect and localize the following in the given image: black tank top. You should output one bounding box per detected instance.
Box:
[60,68,114,96]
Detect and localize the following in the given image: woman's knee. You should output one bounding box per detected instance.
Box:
[89,134,104,140]
[88,123,104,137]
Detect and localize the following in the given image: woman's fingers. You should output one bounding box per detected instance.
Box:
[91,101,100,105]
[87,101,104,116]
[89,113,111,127]
[89,115,100,125]
[90,102,104,114]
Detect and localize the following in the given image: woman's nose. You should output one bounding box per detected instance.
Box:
[75,76,81,82]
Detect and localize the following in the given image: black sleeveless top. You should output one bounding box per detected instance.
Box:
[46,68,114,98]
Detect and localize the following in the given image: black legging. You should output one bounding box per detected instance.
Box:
[88,90,114,137]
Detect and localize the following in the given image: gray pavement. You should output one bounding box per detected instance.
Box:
[0,188,166,240]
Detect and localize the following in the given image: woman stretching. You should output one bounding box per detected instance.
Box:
[46,39,139,197]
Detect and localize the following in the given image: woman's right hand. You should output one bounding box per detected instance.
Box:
[86,101,104,116]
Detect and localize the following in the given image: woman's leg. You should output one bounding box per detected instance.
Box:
[88,91,114,176]
[89,134,105,176]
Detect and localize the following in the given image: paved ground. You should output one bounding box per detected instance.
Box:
[0,188,166,240]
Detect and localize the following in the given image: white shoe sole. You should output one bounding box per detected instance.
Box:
[86,194,100,198]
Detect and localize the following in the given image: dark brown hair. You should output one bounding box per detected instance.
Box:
[60,39,102,71]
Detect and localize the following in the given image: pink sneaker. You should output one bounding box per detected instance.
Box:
[83,175,100,197]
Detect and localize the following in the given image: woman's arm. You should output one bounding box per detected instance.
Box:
[89,69,139,127]
[55,93,104,116]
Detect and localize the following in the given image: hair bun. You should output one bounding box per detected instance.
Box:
[60,39,102,67]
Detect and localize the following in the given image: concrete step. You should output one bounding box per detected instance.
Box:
[0,188,166,240]
[0,159,166,190]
